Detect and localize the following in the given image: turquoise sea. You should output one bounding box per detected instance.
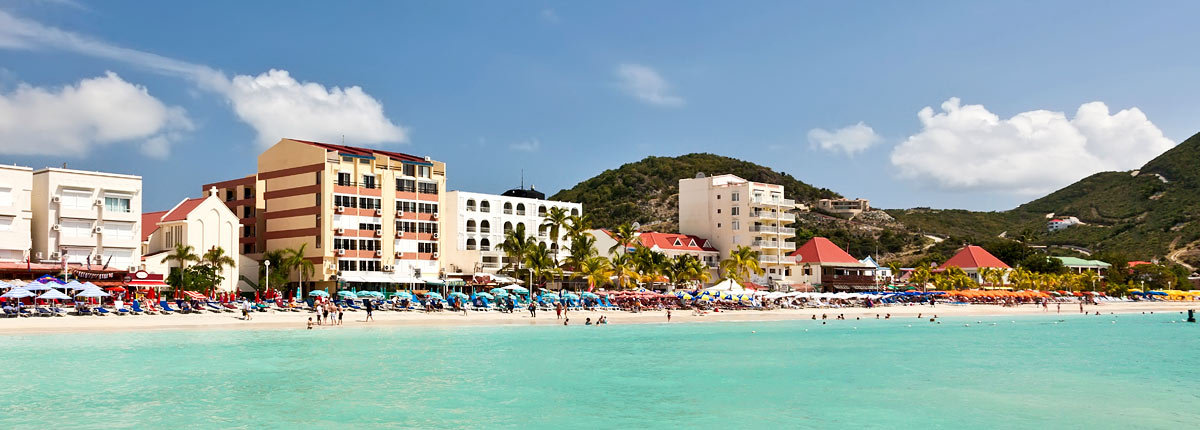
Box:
[1,312,1197,429]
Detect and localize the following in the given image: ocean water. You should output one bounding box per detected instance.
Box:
[1,312,1197,429]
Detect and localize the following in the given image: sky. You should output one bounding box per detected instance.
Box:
[1,1,1198,213]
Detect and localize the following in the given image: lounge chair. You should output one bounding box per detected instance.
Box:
[49,306,67,317]
[33,306,53,317]
[204,302,224,313]
[159,300,180,313]
[93,306,111,316]
[130,301,152,315]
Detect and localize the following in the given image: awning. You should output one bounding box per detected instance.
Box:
[127,279,169,289]
[445,279,466,287]
[423,278,445,286]
[183,291,207,300]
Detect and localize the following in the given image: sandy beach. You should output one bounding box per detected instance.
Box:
[1,301,1196,335]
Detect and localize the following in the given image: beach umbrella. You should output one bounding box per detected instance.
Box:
[308,290,330,297]
[7,279,27,287]
[581,292,600,299]
[473,292,494,300]
[390,291,414,300]
[22,281,50,291]
[425,292,444,300]
[561,292,580,300]
[62,280,86,291]
[492,291,510,298]
[2,288,35,299]
[37,288,71,301]
[75,288,110,298]
[489,287,507,296]
[337,291,359,299]
[358,291,384,298]
[502,284,529,293]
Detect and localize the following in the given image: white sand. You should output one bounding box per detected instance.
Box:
[1,301,1196,335]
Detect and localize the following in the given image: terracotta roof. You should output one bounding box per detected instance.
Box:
[638,232,718,252]
[141,211,168,241]
[161,198,205,222]
[937,245,1011,270]
[789,237,860,264]
[286,139,430,164]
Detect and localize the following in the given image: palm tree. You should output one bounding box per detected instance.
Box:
[631,246,669,285]
[978,267,1002,288]
[542,207,570,264]
[1077,270,1101,292]
[579,256,612,291]
[564,233,597,273]
[162,244,200,293]
[284,244,315,296]
[942,266,971,290]
[564,214,592,240]
[886,261,904,285]
[498,223,533,278]
[524,242,559,291]
[910,266,933,291]
[259,249,291,293]
[667,254,712,290]
[685,255,714,287]
[607,223,638,255]
[719,245,764,283]
[608,252,638,289]
[199,246,236,291]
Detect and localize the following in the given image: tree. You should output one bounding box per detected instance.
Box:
[979,266,1006,288]
[579,256,612,291]
[498,223,534,278]
[524,242,559,290]
[284,244,315,295]
[162,244,200,293]
[719,245,764,283]
[608,252,638,289]
[542,207,570,265]
[885,261,904,285]
[631,245,669,285]
[258,249,291,293]
[564,214,593,240]
[910,266,933,290]
[667,254,712,289]
[607,223,638,255]
[1019,255,1067,274]
[564,233,597,273]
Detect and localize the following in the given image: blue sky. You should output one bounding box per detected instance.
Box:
[1,1,1198,213]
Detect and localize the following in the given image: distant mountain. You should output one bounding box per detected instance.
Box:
[889,132,1200,266]
[550,153,840,231]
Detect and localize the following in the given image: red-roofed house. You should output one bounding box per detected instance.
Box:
[936,245,1011,284]
[589,229,721,286]
[141,188,242,291]
[785,237,875,290]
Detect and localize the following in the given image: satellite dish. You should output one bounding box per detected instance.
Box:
[631,222,641,231]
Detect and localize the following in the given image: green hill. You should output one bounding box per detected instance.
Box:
[550,153,840,231]
[889,131,1200,265]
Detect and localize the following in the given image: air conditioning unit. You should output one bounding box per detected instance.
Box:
[95,199,104,206]
[337,249,346,256]
[374,208,382,216]
[93,226,103,233]
[51,224,61,231]
[51,196,61,203]
[395,251,403,257]
[374,250,383,257]
[432,252,440,258]
[433,232,440,239]
[335,206,345,213]
[50,252,60,259]
[396,210,404,217]
[382,265,392,271]
[335,228,345,235]
[396,231,404,238]
[432,213,439,219]
[374,229,383,237]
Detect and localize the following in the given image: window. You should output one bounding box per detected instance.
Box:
[418,166,431,178]
[402,164,416,177]
[503,221,513,233]
[417,222,438,234]
[417,182,438,194]
[242,206,253,218]
[60,189,92,210]
[417,203,438,214]
[244,187,253,199]
[0,216,13,231]
[570,208,578,216]
[334,238,358,250]
[225,189,234,201]
[244,226,255,238]
[362,174,377,189]
[731,192,740,202]
[731,206,740,216]
[480,220,490,233]
[466,199,476,211]
[503,202,513,214]
[418,242,438,253]
[516,203,525,215]
[396,221,417,233]
[396,200,417,213]
[334,195,358,208]
[358,222,382,231]
[337,172,352,186]
[359,239,381,251]
[61,220,92,237]
[102,222,134,240]
[466,220,477,232]
[731,220,740,230]
[243,243,254,254]
[342,156,354,163]
[339,260,356,272]
[480,201,491,213]
[466,238,477,250]
[716,209,721,214]
[396,179,416,192]
[360,197,381,210]
[358,158,369,164]
[480,238,491,251]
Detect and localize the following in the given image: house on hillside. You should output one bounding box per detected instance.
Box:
[785,237,876,291]
[936,245,1011,285]
[1053,256,1111,277]
[1047,216,1081,232]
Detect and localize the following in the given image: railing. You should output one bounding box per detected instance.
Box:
[760,255,795,265]
[479,228,490,234]
[778,227,796,235]
[779,213,796,222]
[480,208,490,213]
[749,225,776,233]
[751,197,796,207]
[503,209,513,215]
[466,206,476,212]
[821,274,876,285]
[466,227,476,233]
[516,210,526,216]
[779,241,796,251]
[466,245,477,251]
[752,240,780,248]
[481,246,491,251]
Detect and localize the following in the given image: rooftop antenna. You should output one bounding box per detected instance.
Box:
[521,169,525,190]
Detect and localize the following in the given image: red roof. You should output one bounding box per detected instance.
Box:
[161,198,205,222]
[638,232,717,252]
[937,245,1011,270]
[1127,261,1152,267]
[788,237,860,264]
[141,211,168,241]
[287,139,429,164]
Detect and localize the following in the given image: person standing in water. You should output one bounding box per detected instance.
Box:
[667,309,672,322]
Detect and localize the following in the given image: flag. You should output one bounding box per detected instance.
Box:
[86,254,92,270]
[102,254,113,270]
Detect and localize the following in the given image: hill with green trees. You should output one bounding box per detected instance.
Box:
[889,131,1200,266]
[550,153,841,231]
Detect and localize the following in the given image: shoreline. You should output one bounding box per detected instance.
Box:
[1,301,1196,336]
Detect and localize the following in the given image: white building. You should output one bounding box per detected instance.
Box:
[142,188,244,292]
[1047,216,1081,232]
[441,188,581,274]
[678,173,797,288]
[31,167,142,271]
[0,165,33,262]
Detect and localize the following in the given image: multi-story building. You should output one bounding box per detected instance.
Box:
[815,198,870,217]
[30,167,142,271]
[141,188,242,291]
[204,138,445,291]
[442,188,581,274]
[0,165,33,262]
[678,173,797,288]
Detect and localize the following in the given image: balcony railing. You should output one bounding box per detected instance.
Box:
[779,213,796,222]
[821,274,876,285]
[751,197,797,207]
[503,209,513,215]
[760,255,796,265]
[749,225,778,233]
[516,210,526,216]
[779,241,796,251]
[479,228,490,234]
[778,227,796,235]
[466,227,477,233]
[751,240,780,248]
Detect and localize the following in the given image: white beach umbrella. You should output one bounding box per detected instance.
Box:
[7,279,28,287]
[2,288,36,299]
[75,288,111,298]
[22,281,50,291]
[38,289,72,301]
[63,280,87,291]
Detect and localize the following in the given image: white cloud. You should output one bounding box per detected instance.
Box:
[808,122,882,156]
[615,63,684,107]
[0,10,408,148]
[227,70,407,146]
[509,139,540,152]
[540,8,560,23]
[0,72,192,158]
[890,97,1174,194]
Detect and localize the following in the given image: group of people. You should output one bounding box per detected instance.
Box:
[304,299,345,326]
[562,315,608,326]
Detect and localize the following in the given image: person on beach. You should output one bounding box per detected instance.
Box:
[307,317,313,329]
[337,306,344,325]
[563,317,569,326]
[528,302,537,317]
[365,300,374,322]
[599,315,607,324]
[667,309,672,322]
[243,300,253,321]
[1056,303,1061,313]
[585,318,592,325]
[1079,302,1084,313]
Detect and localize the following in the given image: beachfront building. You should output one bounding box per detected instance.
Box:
[589,229,720,278]
[0,165,33,263]
[141,188,242,292]
[936,245,1011,284]
[1047,216,1081,232]
[441,188,581,275]
[202,138,446,292]
[815,198,871,217]
[678,173,798,289]
[30,167,142,273]
[1053,256,1111,277]
[785,237,875,291]
[859,255,892,283]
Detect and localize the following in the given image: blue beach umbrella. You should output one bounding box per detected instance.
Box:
[473,292,494,300]
[425,292,444,300]
[391,291,414,300]
[308,290,330,297]
[337,291,359,299]
[358,291,384,298]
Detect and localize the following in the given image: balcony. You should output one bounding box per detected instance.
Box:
[752,197,796,207]
[778,227,796,235]
[466,227,477,233]
[821,274,876,286]
[779,213,796,222]
[503,209,513,215]
[480,228,490,234]
[779,241,796,251]
[748,225,777,233]
[516,210,526,216]
[752,240,780,249]
[760,255,796,265]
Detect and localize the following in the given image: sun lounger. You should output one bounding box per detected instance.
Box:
[34,307,53,317]
[93,306,111,315]
[205,302,225,313]
[159,300,180,313]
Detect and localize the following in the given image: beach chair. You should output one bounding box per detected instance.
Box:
[204,302,224,313]
[113,305,131,316]
[130,301,152,315]
[93,306,111,316]
[34,306,53,317]
[48,306,66,317]
[1,307,16,318]
[159,300,180,313]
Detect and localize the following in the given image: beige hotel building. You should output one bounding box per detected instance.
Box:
[204,138,445,291]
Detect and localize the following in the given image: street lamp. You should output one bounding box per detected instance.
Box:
[264,260,270,297]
